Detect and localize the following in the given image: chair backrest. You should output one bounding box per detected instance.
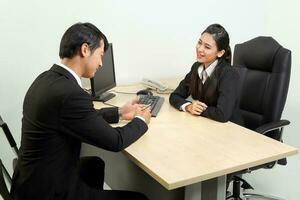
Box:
[233,36,291,137]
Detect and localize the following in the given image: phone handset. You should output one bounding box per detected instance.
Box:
[141,78,172,93]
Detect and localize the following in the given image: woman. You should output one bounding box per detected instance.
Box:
[169,24,242,125]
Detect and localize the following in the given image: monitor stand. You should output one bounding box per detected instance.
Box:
[93,92,116,102]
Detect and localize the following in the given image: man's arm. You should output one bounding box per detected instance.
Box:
[96,107,119,124]
[60,91,148,152]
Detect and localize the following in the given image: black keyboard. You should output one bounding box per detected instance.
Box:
[138,95,164,117]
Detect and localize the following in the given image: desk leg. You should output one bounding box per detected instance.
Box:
[184,175,226,200]
[184,182,202,200]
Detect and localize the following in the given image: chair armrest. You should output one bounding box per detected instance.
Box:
[0,115,5,126]
[255,119,290,135]
[0,115,19,156]
[255,120,290,166]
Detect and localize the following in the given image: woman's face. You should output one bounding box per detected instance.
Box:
[196,32,224,67]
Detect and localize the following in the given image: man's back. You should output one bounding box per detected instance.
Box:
[11,65,86,199]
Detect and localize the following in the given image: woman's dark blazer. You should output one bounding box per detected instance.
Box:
[169,60,243,125]
[11,64,148,200]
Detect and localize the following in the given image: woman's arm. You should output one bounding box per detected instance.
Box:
[169,63,199,110]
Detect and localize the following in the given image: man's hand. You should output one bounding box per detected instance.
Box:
[120,96,142,120]
[120,97,151,124]
[136,106,151,124]
[186,100,207,115]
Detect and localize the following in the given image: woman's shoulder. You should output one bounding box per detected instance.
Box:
[180,62,200,82]
[190,61,201,71]
[214,60,238,79]
[184,62,200,76]
[218,60,236,72]
[218,59,231,68]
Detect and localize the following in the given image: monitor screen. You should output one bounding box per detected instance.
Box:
[90,43,116,102]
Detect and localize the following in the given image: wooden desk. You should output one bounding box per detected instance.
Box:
[81,79,297,200]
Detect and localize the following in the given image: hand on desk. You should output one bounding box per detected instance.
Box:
[119,97,151,124]
[186,100,207,116]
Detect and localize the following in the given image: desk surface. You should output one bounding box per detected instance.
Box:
[93,79,297,190]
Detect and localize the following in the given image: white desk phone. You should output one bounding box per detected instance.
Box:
[141,78,173,94]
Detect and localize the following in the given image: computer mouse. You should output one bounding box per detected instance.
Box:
[136,89,153,96]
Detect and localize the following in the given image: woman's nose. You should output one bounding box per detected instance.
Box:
[197,45,204,52]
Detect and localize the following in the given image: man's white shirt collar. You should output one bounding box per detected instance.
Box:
[56,63,82,87]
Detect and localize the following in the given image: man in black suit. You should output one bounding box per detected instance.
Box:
[11,22,151,200]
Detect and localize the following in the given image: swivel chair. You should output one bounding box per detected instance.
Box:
[0,115,19,200]
[227,36,291,199]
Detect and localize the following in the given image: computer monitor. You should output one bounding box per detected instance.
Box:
[90,43,116,102]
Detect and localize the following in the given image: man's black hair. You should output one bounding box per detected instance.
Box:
[59,22,108,59]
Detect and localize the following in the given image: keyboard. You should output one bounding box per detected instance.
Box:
[138,95,165,117]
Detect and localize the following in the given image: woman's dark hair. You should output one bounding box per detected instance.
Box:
[59,22,109,59]
[189,24,231,99]
[202,23,231,63]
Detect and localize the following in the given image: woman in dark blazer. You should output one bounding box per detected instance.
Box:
[169,24,243,125]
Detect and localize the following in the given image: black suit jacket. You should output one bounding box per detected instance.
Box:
[11,64,148,200]
[169,60,243,125]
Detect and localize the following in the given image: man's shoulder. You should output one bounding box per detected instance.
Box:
[28,68,87,102]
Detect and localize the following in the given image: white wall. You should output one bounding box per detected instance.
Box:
[1,0,298,199]
[0,0,266,151]
[242,1,300,199]
[0,0,266,141]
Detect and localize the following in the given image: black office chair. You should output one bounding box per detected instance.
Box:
[0,115,19,200]
[227,36,291,200]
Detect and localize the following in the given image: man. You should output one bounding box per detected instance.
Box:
[11,22,151,200]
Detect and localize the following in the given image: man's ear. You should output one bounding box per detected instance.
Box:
[80,43,90,57]
[217,49,225,58]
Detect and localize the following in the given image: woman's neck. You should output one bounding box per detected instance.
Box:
[203,59,218,69]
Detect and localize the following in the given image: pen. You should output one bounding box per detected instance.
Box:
[141,104,151,111]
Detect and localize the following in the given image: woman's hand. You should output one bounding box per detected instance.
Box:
[186,100,207,115]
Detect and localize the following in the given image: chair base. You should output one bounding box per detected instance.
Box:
[226,176,285,200]
[243,192,285,200]
[227,192,285,200]
[226,196,243,200]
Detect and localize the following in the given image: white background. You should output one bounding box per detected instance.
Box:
[0,0,299,199]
